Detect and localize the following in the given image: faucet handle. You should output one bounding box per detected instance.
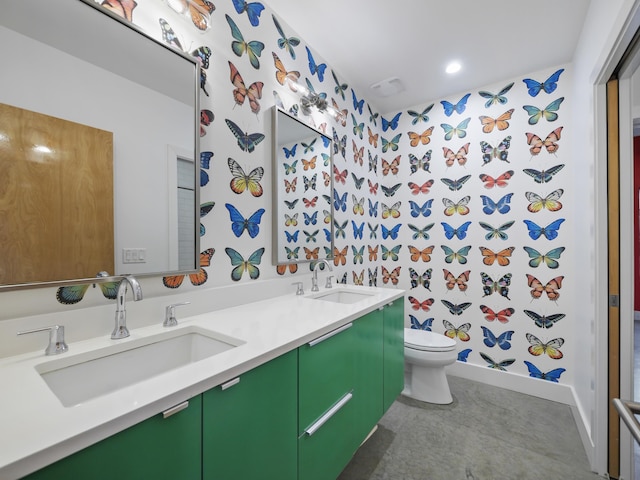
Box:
[164,302,191,327]
[325,276,334,289]
[17,325,68,355]
[292,282,304,295]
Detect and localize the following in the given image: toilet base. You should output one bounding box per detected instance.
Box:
[403,364,453,405]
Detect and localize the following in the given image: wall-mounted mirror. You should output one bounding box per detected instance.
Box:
[272,107,333,266]
[0,0,199,289]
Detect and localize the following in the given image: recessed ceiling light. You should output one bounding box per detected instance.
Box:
[446,62,461,74]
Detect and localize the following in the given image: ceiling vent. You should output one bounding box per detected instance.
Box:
[370,77,404,97]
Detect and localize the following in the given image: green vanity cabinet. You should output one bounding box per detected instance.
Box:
[202,350,298,480]
[23,395,202,480]
[383,297,405,412]
[298,322,358,480]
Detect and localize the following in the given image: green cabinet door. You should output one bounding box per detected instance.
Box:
[383,297,405,412]
[352,308,383,444]
[298,322,357,480]
[23,395,202,480]
[202,350,297,480]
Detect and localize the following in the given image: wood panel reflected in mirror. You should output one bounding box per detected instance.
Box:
[0,0,200,288]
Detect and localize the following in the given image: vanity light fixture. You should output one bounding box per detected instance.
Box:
[445,61,462,74]
[165,0,212,31]
[287,78,344,121]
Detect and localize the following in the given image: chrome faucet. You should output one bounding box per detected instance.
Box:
[111,275,143,339]
[311,259,333,292]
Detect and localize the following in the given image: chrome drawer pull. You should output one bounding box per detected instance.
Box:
[162,400,189,419]
[304,391,353,436]
[220,377,241,391]
[308,323,353,347]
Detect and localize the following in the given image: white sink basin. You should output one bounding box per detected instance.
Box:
[35,326,244,407]
[310,289,375,304]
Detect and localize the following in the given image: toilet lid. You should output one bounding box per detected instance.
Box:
[404,328,456,351]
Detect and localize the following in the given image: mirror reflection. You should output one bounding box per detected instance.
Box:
[272,107,333,266]
[0,0,199,288]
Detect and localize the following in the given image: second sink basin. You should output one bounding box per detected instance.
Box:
[36,326,244,407]
[310,288,375,304]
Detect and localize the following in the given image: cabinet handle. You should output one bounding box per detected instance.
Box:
[308,323,353,347]
[304,391,353,436]
[220,377,240,391]
[162,400,189,419]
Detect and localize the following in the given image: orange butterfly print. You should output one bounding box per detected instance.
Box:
[408,127,434,147]
[479,246,515,266]
[479,305,515,323]
[163,248,214,288]
[408,245,434,262]
[382,155,400,176]
[526,126,563,156]
[479,170,514,189]
[368,245,379,261]
[322,171,331,187]
[382,266,401,285]
[368,179,379,195]
[303,247,319,260]
[333,246,348,266]
[527,274,564,301]
[333,166,347,184]
[443,143,470,167]
[408,295,434,311]
[443,319,471,341]
[272,52,300,89]
[478,109,514,133]
[276,263,298,275]
[352,140,364,166]
[443,269,470,292]
[408,180,434,195]
[302,156,317,170]
[101,0,138,21]
[332,99,347,127]
[368,126,379,147]
[284,177,297,193]
[353,270,364,285]
[229,61,263,114]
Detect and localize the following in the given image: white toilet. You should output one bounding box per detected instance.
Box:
[403,328,458,404]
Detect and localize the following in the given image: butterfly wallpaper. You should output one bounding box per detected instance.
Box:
[69,1,572,387]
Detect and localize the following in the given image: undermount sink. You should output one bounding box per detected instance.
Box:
[35,326,244,407]
[310,288,375,304]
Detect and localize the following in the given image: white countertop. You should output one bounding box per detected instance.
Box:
[0,285,404,479]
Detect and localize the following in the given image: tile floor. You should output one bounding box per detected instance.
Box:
[338,376,603,480]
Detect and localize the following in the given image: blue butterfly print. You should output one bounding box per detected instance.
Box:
[522,68,564,97]
[323,228,331,242]
[368,199,378,217]
[283,144,297,159]
[191,46,212,96]
[409,315,434,331]
[321,136,331,149]
[200,201,215,236]
[441,300,472,316]
[351,88,364,114]
[283,199,298,210]
[332,70,348,100]
[409,199,433,218]
[381,133,402,153]
[441,175,471,191]
[381,244,402,261]
[303,211,318,226]
[479,221,515,241]
[480,352,515,371]
[480,193,513,215]
[381,112,402,132]
[272,14,300,59]
[351,114,364,139]
[352,245,364,264]
[523,360,565,382]
[441,221,471,240]
[225,247,265,281]
[305,46,326,81]
[478,82,514,108]
[225,119,265,152]
[441,93,471,116]
[368,104,379,126]
[225,14,264,69]
[225,203,265,238]
[333,190,347,212]
[231,0,265,26]
[303,229,318,243]
[441,117,471,141]
[441,245,471,264]
[352,220,364,240]
[334,219,347,238]
[522,164,565,184]
[481,327,514,350]
[381,224,401,240]
[457,348,472,362]
[522,97,564,125]
[523,218,565,240]
[408,223,435,240]
[368,222,378,239]
[523,246,566,269]
[302,138,316,153]
[285,230,299,243]
[407,104,434,124]
[284,246,299,260]
[200,151,213,186]
[304,78,327,102]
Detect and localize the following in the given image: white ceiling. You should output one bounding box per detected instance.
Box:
[266,0,591,114]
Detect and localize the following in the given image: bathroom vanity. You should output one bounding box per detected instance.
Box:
[0,286,404,480]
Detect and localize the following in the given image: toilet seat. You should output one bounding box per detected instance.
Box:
[404,328,456,352]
